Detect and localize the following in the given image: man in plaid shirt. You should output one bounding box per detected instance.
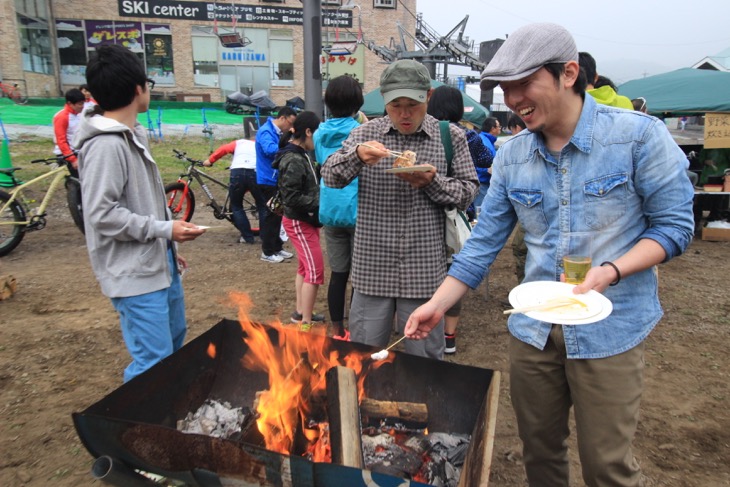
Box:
[321,60,478,359]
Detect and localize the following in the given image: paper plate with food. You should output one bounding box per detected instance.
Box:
[506,281,612,325]
[384,149,434,173]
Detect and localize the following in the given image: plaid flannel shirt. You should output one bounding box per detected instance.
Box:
[321,114,478,298]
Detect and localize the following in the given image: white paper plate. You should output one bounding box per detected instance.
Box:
[384,165,433,174]
[508,281,613,325]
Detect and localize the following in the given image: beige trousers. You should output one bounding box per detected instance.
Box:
[509,324,645,487]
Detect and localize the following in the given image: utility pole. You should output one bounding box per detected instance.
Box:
[302,0,323,118]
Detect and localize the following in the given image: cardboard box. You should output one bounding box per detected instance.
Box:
[702,227,730,241]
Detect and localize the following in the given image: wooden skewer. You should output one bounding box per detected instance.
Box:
[385,334,407,351]
[358,143,404,157]
[503,297,586,315]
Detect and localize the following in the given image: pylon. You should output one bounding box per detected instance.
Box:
[0,138,15,187]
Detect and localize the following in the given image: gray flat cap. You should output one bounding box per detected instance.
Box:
[480,23,578,90]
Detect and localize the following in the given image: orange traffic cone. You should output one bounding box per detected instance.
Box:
[0,138,15,187]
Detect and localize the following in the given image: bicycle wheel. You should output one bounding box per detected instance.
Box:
[243,190,260,235]
[65,177,85,235]
[0,190,27,257]
[165,182,195,221]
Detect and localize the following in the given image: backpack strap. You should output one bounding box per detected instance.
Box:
[439,120,454,177]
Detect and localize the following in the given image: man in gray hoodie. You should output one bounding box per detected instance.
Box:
[74,45,205,382]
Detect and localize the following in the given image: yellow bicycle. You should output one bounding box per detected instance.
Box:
[0,154,83,256]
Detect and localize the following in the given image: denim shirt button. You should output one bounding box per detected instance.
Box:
[562,200,568,205]
[561,168,567,174]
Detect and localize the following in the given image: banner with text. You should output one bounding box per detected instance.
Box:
[704,112,730,149]
[118,0,352,27]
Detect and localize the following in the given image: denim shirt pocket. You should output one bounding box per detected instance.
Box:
[583,172,629,230]
[508,189,548,236]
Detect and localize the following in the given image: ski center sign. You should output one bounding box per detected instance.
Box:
[118,0,352,26]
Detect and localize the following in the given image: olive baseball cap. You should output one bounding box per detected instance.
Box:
[380,59,432,104]
[480,22,578,90]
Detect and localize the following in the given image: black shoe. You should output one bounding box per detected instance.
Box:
[445,333,456,354]
[291,311,325,323]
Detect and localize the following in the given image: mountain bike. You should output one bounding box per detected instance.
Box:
[165,149,259,235]
[0,81,28,104]
[0,154,84,256]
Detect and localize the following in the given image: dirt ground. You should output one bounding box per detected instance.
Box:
[1,202,729,487]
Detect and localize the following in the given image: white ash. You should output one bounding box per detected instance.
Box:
[177,399,248,439]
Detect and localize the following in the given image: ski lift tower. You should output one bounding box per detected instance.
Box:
[365,14,485,84]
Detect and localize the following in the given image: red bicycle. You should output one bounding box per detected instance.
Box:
[0,81,28,104]
[165,149,259,235]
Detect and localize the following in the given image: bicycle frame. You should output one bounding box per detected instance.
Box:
[0,164,70,228]
[174,164,232,220]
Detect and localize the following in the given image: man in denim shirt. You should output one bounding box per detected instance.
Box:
[405,23,694,486]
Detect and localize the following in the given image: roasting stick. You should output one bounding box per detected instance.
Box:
[358,143,404,157]
[371,334,407,361]
[504,296,586,315]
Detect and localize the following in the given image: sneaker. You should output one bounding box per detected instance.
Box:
[444,333,456,354]
[298,322,313,332]
[260,252,284,263]
[239,236,255,244]
[277,249,294,259]
[333,330,350,341]
[291,311,325,323]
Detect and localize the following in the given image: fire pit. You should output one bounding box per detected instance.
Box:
[73,316,500,486]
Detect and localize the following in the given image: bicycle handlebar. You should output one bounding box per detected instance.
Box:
[30,153,75,165]
[172,149,204,166]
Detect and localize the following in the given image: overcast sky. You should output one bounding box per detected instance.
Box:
[407,0,730,85]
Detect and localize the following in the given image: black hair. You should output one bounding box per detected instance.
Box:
[65,88,85,104]
[79,84,89,91]
[544,62,587,94]
[279,111,320,147]
[481,117,500,133]
[632,97,648,113]
[325,75,364,118]
[594,75,618,91]
[426,85,464,124]
[506,112,526,131]
[85,44,148,111]
[276,106,297,119]
[578,51,597,85]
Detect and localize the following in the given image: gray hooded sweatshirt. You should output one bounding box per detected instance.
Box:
[73,110,174,298]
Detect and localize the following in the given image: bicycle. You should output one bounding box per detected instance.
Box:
[165,149,260,236]
[0,154,84,256]
[0,81,28,105]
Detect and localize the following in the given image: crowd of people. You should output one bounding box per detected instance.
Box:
[69,21,710,486]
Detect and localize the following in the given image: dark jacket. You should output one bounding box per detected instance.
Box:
[272,143,320,226]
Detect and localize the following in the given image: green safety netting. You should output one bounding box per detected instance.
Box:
[0,97,248,127]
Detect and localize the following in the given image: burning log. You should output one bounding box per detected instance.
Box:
[360,398,429,427]
[325,365,364,468]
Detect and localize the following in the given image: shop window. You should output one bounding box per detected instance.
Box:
[192,33,219,87]
[57,22,87,85]
[17,14,52,75]
[270,30,293,87]
[145,33,175,86]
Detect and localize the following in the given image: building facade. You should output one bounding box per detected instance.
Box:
[1,0,416,104]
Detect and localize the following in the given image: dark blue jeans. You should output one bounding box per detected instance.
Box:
[229,168,266,242]
[258,183,284,256]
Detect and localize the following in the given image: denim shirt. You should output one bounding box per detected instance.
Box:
[450,95,695,359]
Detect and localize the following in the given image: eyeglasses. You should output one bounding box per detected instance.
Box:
[146,78,155,90]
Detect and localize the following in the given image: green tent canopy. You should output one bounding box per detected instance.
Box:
[618,68,730,116]
[361,80,489,127]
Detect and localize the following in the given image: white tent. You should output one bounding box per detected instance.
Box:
[465,84,507,113]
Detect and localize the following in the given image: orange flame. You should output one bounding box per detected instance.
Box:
[226,291,394,461]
